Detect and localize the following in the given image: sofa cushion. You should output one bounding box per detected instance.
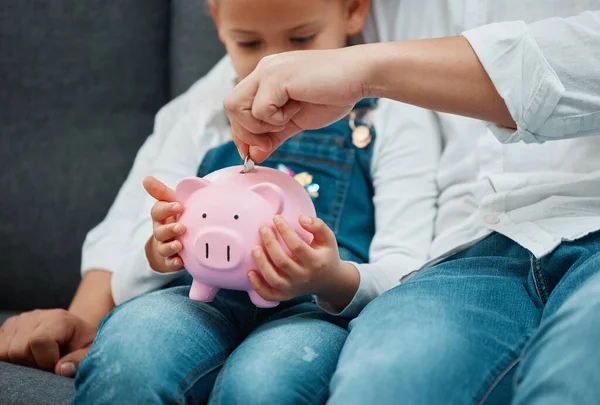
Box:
[0,0,170,310]
[0,362,74,405]
[169,0,226,97]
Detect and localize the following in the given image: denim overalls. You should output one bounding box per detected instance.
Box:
[198,98,378,265]
[74,100,381,405]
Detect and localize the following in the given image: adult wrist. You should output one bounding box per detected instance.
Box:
[68,269,114,327]
[358,42,398,100]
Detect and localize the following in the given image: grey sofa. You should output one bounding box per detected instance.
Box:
[0,0,224,403]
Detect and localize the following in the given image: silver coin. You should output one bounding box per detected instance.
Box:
[242,154,255,173]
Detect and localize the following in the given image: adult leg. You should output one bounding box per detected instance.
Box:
[513,234,600,405]
[328,234,542,405]
[73,288,253,405]
[208,297,349,405]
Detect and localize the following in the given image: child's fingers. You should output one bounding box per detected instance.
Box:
[151,202,183,223]
[259,225,299,275]
[247,270,285,302]
[154,222,186,242]
[143,176,177,202]
[157,240,183,258]
[272,215,313,264]
[299,216,336,246]
[252,246,291,291]
[165,255,183,271]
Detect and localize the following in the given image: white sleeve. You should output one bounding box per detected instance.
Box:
[80,68,208,279]
[80,129,166,277]
[463,10,600,143]
[108,101,230,305]
[317,100,441,317]
[80,55,235,304]
[109,110,228,304]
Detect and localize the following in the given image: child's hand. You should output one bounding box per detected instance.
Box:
[143,176,186,273]
[248,215,360,309]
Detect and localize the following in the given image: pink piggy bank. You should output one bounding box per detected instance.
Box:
[175,166,316,308]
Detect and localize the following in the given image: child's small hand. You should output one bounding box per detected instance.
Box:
[143,176,186,273]
[248,215,359,308]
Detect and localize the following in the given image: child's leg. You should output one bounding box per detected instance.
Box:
[73,287,255,404]
[208,297,349,405]
[328,233,542,405]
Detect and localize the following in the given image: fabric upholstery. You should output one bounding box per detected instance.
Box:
[0,362,74,405]
[0,0,223,311]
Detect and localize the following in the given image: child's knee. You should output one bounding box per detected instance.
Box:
[74,289,193,396]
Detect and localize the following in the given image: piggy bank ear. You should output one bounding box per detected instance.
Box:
[176,177,211,204]
[249,183,284,215]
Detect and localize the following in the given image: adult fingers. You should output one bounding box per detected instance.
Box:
[56,347,91,378]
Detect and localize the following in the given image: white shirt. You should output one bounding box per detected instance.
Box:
[365,1,600,265]
[81,57,441,316]
[84,1,600,312]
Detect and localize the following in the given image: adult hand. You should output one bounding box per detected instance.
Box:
[225,38,516,163]
[224,47,369,162]
[0,309,97,378]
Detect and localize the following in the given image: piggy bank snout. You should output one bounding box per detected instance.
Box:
[194,227,245,270]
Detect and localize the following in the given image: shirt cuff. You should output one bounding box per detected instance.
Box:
[80,231,122,276]
[315,261,378,318]
[462,21,565,144]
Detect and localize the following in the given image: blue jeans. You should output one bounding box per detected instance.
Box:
[329,232,600,405]
[73,286,348,404]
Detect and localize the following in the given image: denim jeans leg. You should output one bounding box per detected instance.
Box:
[73,287,251,405]
[208,300,349,405]
[328,234,541,405]
[513,243,600,405]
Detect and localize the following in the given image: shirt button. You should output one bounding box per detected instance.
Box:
[484,214,500,225]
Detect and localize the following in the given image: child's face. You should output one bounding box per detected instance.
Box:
[210,0,370,80]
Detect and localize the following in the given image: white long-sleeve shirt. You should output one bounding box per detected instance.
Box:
[82,56,441,316]
[84,1,600,313]
[366,1,600,264]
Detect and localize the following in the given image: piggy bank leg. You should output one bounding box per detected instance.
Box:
[189,280,219,302]
[248,290,279,308]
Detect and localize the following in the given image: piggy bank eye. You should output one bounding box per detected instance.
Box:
[202,213,207,218]
[234,214,239,220]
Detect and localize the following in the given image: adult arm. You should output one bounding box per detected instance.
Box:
[225,11,600,161]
